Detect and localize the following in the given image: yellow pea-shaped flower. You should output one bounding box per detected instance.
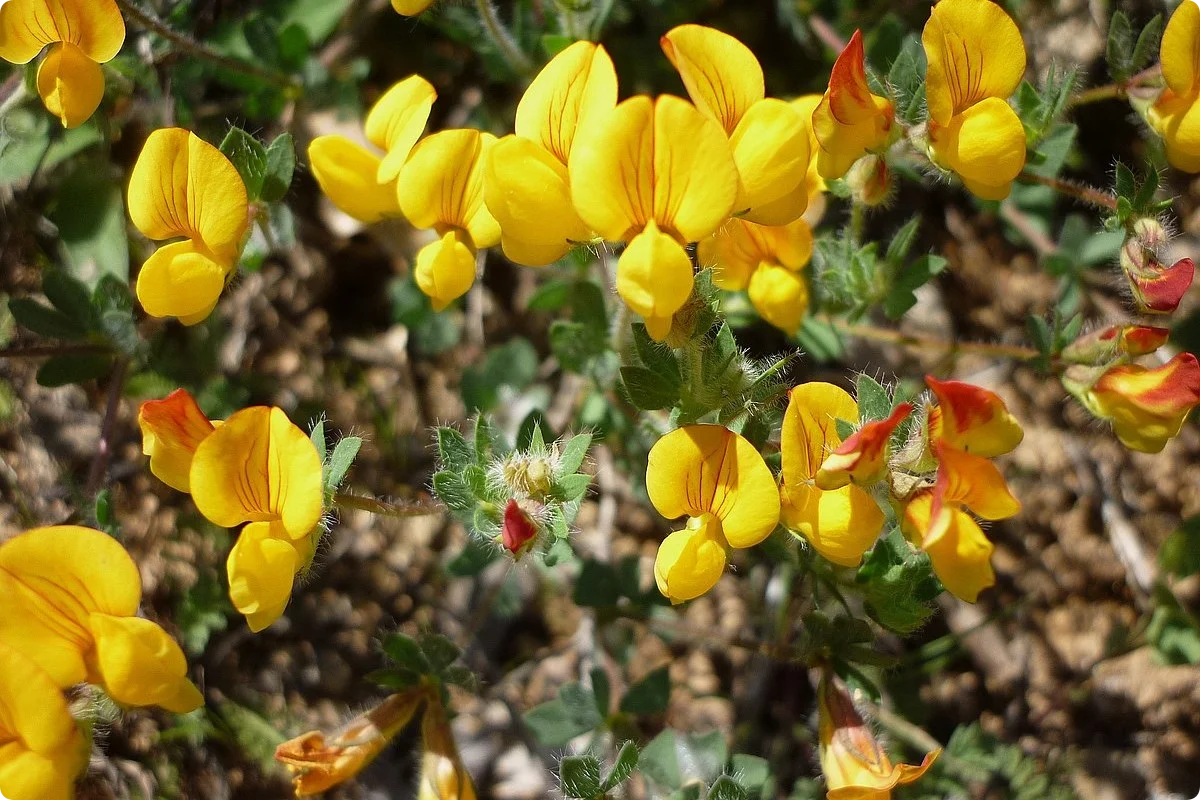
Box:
[812,30,895,181]
[138,388,217,493]
[1148,1,1200,171]
[699,217,813,333]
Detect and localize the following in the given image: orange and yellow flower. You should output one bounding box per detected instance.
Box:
[1061,324,1172,364]
[816,403,913,490]
[924,375,1023,458]
[1076,352,1200,453]
[812,30,895,181]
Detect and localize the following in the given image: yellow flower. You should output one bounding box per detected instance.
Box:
[392,0,435,14]
[662,24,811,226]
[418,700,477,800]
[779,383,885,567]
[0,526,203,713]
[0,643,87,800]
[189,406,325,632]
[647,425,780,603]
[484,41,617,266]
[922,0,1027,200]
[1149,2,1200,171]
[812,30,895,181]
[924,375,1023,458]
[698,217,813,333]
[277,689,426,796]
[818,672,939,799]
[0,0,125,128]
[309,75,436,222]
[128,128,250,325]
[138,388,216,493]
[901,443,1020,602]
[570,95,739,340]
[398,129,501,310]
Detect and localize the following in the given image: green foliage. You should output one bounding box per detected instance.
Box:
[857,529,941,635]
[1160,516,1200,578]
[905,723,1076,800]
[524,682,604,747]
[559,742,640,799]
[462,337,540,411]
[640,728,728,790]
[370,631,479,692]
[887,35,927,125]
[619,666,670,715]
[1106,11,1163,84]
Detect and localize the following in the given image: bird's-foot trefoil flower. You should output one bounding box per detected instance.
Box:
[779,383,886,567]
[812,30,895,181]
[0,643,87,800]
[138,388,217,493]
[484,41,617,266]
[398,129,501,310]
[647,425,780,603]
[0,0,125,128]
[1061,324,1172,364]
[816,402,913,490]
[0,526,203,713]
[699,217,813,333]
[1148,1,1200,171]
[924,375,1024,458]
[922,0,1027,200]
[418,699,477,800]
[128,128,251,325]
[901,443,1020,602]
[570,95,739,340]
[1065,352,1200,453]
[662,24,811,225]
[309,75,436,223]
[392,0,435,15]
[818,670,939,799]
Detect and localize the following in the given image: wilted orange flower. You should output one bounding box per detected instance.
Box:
[418,700,477,800]
[925,375,1023,458]
[812,30,895,181]
[1076,352,1200,453]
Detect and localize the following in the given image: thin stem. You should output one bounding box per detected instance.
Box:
[1069,64,1162,109]
[85,357,130,498]
[831,319,1040,362]
[474,0,534,75]
[115,0,299,90]
[0,344,113,359]
[1017,170,1118,212]
[0,80,27,120]
[333,492,445,518]
[809,14,847,53]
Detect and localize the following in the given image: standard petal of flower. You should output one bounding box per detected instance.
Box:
[138,389,216,493]
[398,129,494,241]
[926,376,1024,457]
[816,403,913,490]
[907,494,996,603]
[89,614,204,713]
[0,0,124,63]
[654,523,728,604]
[569,95,654,242]
[1129,255,1196,313]
[514,41,618,164]
[616,221,694,340]
[653,94,740,242]
[780,382,859,486]
[128,128,250,262]
[135,240,230,324]
[660,24,764,135]
[0,643,86,800]
[227,521,307,633]
[0,526,141,687]
[36,42,104,128]
[267,406,326,539]
[747,263,809,333]
[308,136,401,223]
[929,97,1026,201]
[730,98,810,224]
[1161,0,1200,97]
[414,230,478,312]
[1085,352,1200,453]
[812,32,895,181]
[365,75,437,182]
[922,0,1026,126]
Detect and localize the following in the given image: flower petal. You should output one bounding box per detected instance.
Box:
[569,95,654,242]
[1085,352,1200,453]
[365,75,437,183]
[932,442,1020,522]
[0,0,124,63]
[135,239,230,324]
[747,262,809,333]
[515,41,617,164]
[392,0,434,13]
[660,24,764,135]
[89,613,203,712]
[926,375,1023,457]
[816,402,913,489]
[922,0,1026,125]
[730,98,810,224]
[929,97,1026,201]
[616,221,694,337]
[308,135,401,223]
[36,42,104,128]
[812,30,894,181]
[780,381,858,486]
[138,388,216,493]
[1161,0,1200,96]
[781,482,884,567]
[414,229,478,312]
[227,521,309,633]
[398,129,496,245]
[653,94,740,242]
[654,523,728,604]
[906,493,996,603]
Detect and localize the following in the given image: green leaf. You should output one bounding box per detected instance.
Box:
[420,632,461,672]
[382,633,431,673]
[42,270,95,326]
[602,742,639,790]
[36,354,113,387]
[261,133,296,203]
[707,776,748,800]
[573,560,620,607]
[884,254,948,320]
[219,127,268,200]
[555,472,592,502]
[729,755,774,799]
[1106,10,1135,82]
[639,730,683,789]
[590,667,611,718]
[441,664,479,692]
[887,35,927,125]
[1160,516,1200,578]
[523,682,603,747]
[527,279,573,311]
[681,730,727,781]
[310,420,327,463]
[621,366,680,410]
[795,317,845,362]
[446,537,499,577]
[632,323,682,385]
[560,756,603,799]
[558,433,592,476]
[437,427,474,473]
[50,168,130,286]
[326,436,362,490]
[855,374,893,423]
[1114,161,1137,200]
[885,216,921,265]
[8,298,87,340]
[619,666,670,715]
[1130,14,1164,77]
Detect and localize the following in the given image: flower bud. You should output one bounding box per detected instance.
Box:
[1074,352,1200,453]
[1132,217,1169,252]
[500,499,539,558]
[816,403,912,490]
[1129,257,1195,314]
[502,454,555,498]
[1061,324,1171,364]
[847,155,891,207]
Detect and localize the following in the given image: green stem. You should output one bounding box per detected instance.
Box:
[1068,64,1162,108]
[0,80,27,120]
[333,492,445,518]
[474,0,534,75]
[1016,170,1118,212]
[114,0,300,90]
[831,319,1040,362]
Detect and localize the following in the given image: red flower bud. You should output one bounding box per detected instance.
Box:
[501,499,538,557]
[1061,324,1171,364]
[1128,256,1194,314]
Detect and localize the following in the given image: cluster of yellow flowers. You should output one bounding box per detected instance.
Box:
[0,526,200,799]
[651,376,1023,605]
[138,389,326,632]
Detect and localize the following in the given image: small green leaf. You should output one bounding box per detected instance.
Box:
[834,418,856,441]
[554,472,592,502]
[639,730,682,789]
[574,560,620,607]
[621,366,680,410]
[441,664,479,692]
[1161,516,1200,578]
[42,271,96,327]
[883,254,948,320]
[855,374,892,422]
[446,537,499,577]
[326,436,362,490]
[602,742,639,790]
[590,667,611,718]
[523,683,602,747]
[50,167,129,285]
[632,323,682,385]
[437,427,474,472]
[729,754,774,799]
[558,433,592,476]
[885,216,921,264]
[619,666,670,715]
[419,633,461,673]
[707,776,748,800]
[1106,10,1135,82]
[261,133,296,203]
[36,354,113,387]
[310,420,327,463]
[8,298,87,340]
[560,756,603,799]
[219,127,268,199]
[1130,14,1163,77]
[382,633,430,673]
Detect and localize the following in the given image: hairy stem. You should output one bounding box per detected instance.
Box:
[333,492,445,518]
[85,357,130,498]
[1069,64,1162,108]
[473,0,534,75]
[1017,171,1119,212]
[832,320,1041,361]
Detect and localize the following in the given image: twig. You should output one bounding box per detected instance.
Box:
[473,0,534,75]
[829,319,1041,362]
[85,357,130,498]
[114,0,300,90]
[333,492,445,518]
[998,203,1058,257]
[1017,171,1119,212]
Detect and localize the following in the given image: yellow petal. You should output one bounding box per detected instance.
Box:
[922,0,1027,126]
[780,382,858,486]
[1161,0,1200,96]
[932,443,1021,521]
[0,525,141,688]
[89,613,203,712]
[189,406,324,537]
[701,217,812,292]
[227,521,309,633]
[729,98,810,224]
[653,94,740,242]
[0,0,125,64]
[398,129,497,245]
[128,128,250,262]
[1149,89,1200,173]
[646,424,780,549]
[0,643,86,800]
[660,24,764,135]
[365,75,437,183]
[391,0,434,14]
[906,494,996,602]
[929,97,1026,201]
[816,403,912,489]
[36,42,104,128]
[654,520,728,604]
[414,229,477,312]
[515,41,618,164]
[138,388,216,493]
[135,239,230,324]
[748,263,809,333]
[483,135,589,266]
[781,482,884,567]
[417,703,478,800]
[616,221,694,339]
[308,136,401,223]
[569,95,654,242]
